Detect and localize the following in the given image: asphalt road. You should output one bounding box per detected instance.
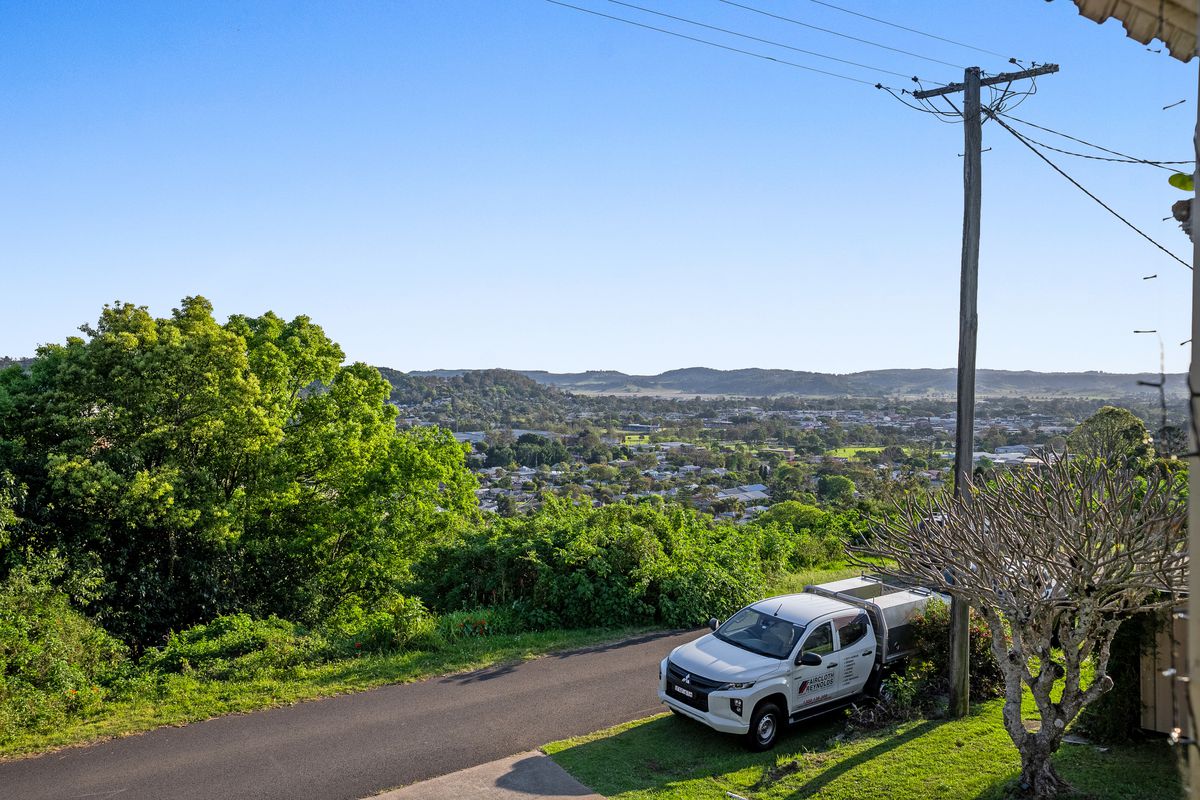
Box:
[0,629,700,800]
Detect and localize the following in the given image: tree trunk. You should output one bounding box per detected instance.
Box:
[1016,733,1070,798]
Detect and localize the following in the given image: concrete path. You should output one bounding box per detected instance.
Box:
[373,751,602,799]
[0,629,698,800]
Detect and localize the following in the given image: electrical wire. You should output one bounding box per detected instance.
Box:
[717,0,967,70]
[986,109,1192,271]
[1000,113,1195,169]
[802,0,1010,59]
[603,0,949,85]
[544,0,888,86]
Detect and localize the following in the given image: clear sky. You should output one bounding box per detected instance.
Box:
[1,1,1195,375]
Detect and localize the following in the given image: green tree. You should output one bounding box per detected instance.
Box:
[0,297,477,644]
[817,474,855,504]
[1067,406,1152,464]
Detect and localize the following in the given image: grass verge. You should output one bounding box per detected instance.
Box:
[545,701,1180,800]
[0,625,652,760]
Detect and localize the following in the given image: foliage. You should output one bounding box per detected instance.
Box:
[751,501,859,568]
[139,613,326,680]
[846,599,1002,731]
[2,623,650,758]
[863,455,1187,798]
[0,297,478,645]
[413,499,816,629]
[908,598,1005,703]
[322,595,442,654]
[1067,405,1153,465]
[817,474,855,504]
[0,554,127,743]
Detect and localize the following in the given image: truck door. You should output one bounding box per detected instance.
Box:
[791,620,838,712]
[832,612,875,698]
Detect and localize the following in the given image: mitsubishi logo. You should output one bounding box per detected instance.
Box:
[683,674,691,684]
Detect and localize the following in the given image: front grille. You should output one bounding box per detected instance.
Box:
[665,661,721,712]
[666,662,723,690]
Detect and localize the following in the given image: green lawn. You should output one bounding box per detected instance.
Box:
[825,446,886,459]
[545,701,1181,800]
[0,625,653,759]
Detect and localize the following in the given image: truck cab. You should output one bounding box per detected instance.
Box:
[658,576,942,750]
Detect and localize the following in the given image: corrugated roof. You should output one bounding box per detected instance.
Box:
[1071,0,1196,61]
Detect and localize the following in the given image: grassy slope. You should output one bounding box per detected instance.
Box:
[1,626,650,760]
[546,704,1179,800]
[547,685,1180,800]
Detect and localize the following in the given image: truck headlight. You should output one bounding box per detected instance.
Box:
[721,681,756,690]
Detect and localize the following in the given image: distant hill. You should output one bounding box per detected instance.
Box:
[405,367,1186,399]
[0,357,34,371]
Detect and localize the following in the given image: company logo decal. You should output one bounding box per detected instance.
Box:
[797,673,835,694]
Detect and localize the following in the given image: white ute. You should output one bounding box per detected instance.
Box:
[658,575,946,750]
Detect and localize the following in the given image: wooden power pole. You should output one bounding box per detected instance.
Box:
[913,62,1058,719]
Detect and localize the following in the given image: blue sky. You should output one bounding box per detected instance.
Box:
[1,1,1194,374]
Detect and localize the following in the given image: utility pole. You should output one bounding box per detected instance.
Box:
[913,62,1058,720]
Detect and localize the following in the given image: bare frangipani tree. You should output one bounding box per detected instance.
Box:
[860,455,1187,798]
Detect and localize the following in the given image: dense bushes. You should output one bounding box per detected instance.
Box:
[412,499,840,629]
[850,598,1002,728]
[0,557,127,741]
[907,598,1004,703]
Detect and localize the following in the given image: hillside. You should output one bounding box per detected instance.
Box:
[407,367,1186,399]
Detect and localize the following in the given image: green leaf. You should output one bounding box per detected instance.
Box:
[1169,172,1194,191]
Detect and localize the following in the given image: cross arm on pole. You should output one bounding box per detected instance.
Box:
[913,64,1059,99]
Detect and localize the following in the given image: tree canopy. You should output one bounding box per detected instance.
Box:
[1067,405,1153,464]
[0,297,477,644]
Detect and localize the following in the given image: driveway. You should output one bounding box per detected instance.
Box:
[0,629,699,800]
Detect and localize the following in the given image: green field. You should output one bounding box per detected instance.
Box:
[546,702,1180,800]
[825,446,887,458]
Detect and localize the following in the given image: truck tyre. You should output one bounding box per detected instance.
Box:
[745,701,783,751]
[864,663,884,697]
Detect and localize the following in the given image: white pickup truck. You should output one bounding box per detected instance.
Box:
[658,575,946,750]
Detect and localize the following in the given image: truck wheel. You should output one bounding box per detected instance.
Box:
[745,701,783,751]
[864,664,884,697]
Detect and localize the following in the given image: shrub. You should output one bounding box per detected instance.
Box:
[438,606,527,641]
[414,500,792,630]
[848,597,1002,732]
[908,597,1004,703]
[321,595,441,654]
[0,556,127,743]
[140,614,325,680]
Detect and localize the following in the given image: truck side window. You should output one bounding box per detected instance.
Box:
[836,613,869,649]
[801,622,834,656]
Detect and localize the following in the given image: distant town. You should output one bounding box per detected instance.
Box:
[385,367,1181,520]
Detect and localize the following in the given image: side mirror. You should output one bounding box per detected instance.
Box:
[796,651,823,667]
[708,618,720,632]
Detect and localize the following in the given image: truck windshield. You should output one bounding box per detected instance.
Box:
[714,608,805,659]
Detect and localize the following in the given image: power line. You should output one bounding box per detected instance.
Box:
[986,109,1192,271]
[603,0,949,85]
[1000,113,1195,169]
[543,0,885,86]
[802,0,1010,59]
[718,0,967,70]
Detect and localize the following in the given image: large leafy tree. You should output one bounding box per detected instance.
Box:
[0,297,476,644]
[1066,405,1152,464]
